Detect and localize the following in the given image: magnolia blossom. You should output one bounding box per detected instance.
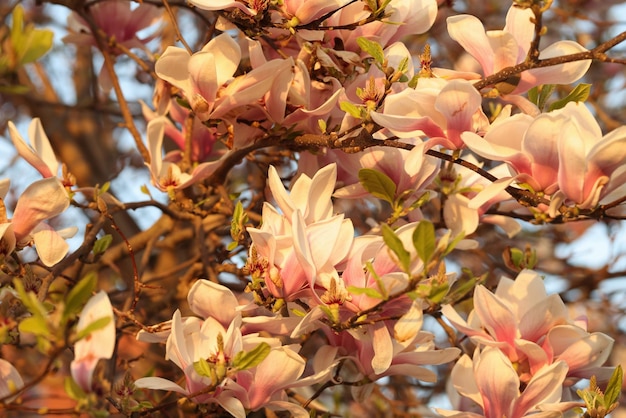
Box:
[0,359,24,403]
[247,164,354,300]
[462,102,626,211]
[8,119,58,178]
[145,117,222,192]
[370,78,489,149]
[440,347,572,418]
[71,291,116,392]
[155,33,292,123]
[1,177,75,266]
[326,0,437,52]
[442,269,614,382]
[447,5,590,95]
[306,299,460,402]
[135,310,309,417]
[63,0,161,90]
[334,142,439,217]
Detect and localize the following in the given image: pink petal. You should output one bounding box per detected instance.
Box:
[474,347,518,418]
[187,280,238,327]
[12,178,69,241]
[447,14,494,75]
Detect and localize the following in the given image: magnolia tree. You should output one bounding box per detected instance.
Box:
[1,0,626,416]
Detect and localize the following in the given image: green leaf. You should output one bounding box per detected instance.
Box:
[232,342,271,371]
[340,101,363,119]
[381,224,410,272]
[442,231,466,257]
[358,168,396,204]
[13,278,48,317]
[549,83,591,111]
[64,376,87,400]
[93,234,113,255]
[346,285,383,299]
[357,37,385,65]
[396,57,409,74]
[74,317,112,341]
[193,358,214,379]
[230,200,248,243]
[604,365,623,406]
[19,316,49,336]
[64,273,97,321]
[10,5,54,65]
[412,221,436,264]
[537,84,556,111]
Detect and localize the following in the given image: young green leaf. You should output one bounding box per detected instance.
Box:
[358,168,397,204]
[357,37,385,65]
[340,101,364,119]
[232,342,271,371]
[381,224,410,272]
[346,285,383,300]
[193,357,215,379]
[537,84,556,111]
[604,365,623,407]
[549,83,591,111]
[93,234,113,255]
[10,5,54,65]
[64,273,98,322]
[412,221,436,264]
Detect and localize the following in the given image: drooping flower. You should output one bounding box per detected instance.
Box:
[70,291,116,392]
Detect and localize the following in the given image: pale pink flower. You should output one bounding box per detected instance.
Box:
[247,164,354,300]
[442,269,614,381]
[63,0,161,91]
[70,291,116,392]
[333,141,439,205]
[145,117,222,192]
[440,347,572,418]
[0,359,24,403]
[326,0,437,51]
[186,0,259,16]
[1,177,75,266]
[462,102,626,211]
[8,119,58,178]
[156,34,292,123]
[447,5,590,94]
[370,78,489,149]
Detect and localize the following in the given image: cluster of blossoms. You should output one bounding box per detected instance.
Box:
[1,0,624,416]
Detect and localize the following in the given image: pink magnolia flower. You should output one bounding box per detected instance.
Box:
[136,279,299,344]
[156,34,293,123]
[1,177,75,266]
[440,347,572,418]
[135,308,308,417]
[370,78,489,149]
[0,359,24,403]
[447,5,590,95]
[326,0,437,52]
[70,291,116,392]
[145,117,222,192]
[305,299,460,402]
[63,0,161,91]
[442,269,614,382]
[333,142,439,209]
[246,164,354,301]
[8,119,58,178]
[141,100,217,163]
[462,102,626,211]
